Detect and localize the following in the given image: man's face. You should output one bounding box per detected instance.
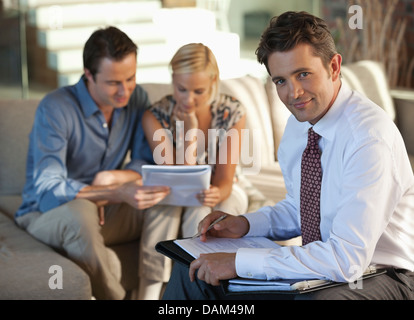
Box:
[85,52,137,110]
[268,43,341,125]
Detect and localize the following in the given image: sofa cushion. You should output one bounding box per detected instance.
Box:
[392,89,414,156]
[341,60,396,120]
[140,82,173,105]
[0,100,38,196]
[220,75,276,169]
[0,195,22,219]
[409,155,414,170]
[265,77,291,160]
[0,213,91,299]
[245,164,287,204]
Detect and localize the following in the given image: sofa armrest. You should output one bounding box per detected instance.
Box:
[391,89,414,155]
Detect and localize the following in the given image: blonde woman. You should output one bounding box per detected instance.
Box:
[138,43,248,299]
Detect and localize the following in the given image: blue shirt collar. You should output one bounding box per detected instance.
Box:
[74,75,101,118]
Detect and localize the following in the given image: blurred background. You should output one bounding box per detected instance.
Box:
[0,0,413,99]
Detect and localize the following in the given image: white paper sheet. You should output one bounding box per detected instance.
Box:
[174,236,281,259]
[142,165,212,206]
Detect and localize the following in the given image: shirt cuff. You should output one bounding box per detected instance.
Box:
[244,210,271,237]
[68,180,88,194]
[39,180,87,213]
[235,248,274,280]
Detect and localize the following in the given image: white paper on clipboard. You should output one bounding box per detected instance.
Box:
[142,165,212,206]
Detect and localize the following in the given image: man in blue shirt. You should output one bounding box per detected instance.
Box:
[15,26,170,300]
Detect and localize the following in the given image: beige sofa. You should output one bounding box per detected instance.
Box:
[0,60,413,299]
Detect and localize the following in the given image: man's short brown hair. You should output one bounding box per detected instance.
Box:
[83,26,137,79]
[256,11,338,74]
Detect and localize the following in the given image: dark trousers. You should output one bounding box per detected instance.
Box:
[162,263,414,300]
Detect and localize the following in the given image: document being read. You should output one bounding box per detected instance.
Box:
[174,236,281,259]
[142,165,211,206]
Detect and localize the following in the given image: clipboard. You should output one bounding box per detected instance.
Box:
[156,239,387,296]
[155,240,195,267]
[156,236,279,266]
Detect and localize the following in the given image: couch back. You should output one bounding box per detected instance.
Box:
[341,60,395,121]
[0,100,38,197]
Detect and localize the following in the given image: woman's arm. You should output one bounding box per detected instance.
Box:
[199,114,247,207]
[173,107,199,165]
[142,110,175,165]
[142,107,200,166]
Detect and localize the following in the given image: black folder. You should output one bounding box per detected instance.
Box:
[156,239,387,296]
[155,239,195,267]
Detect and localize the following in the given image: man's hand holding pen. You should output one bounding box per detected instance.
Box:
[196,211,250,242]
[189,211,250,285]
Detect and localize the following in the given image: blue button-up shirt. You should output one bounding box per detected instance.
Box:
[16,76,153,217]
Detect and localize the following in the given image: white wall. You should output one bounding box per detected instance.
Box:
[228,0,321,41]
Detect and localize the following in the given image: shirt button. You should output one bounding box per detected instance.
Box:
[247,272,253,277]
[103,123,108,128]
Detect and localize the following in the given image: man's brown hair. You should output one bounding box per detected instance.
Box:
[256,11,338,74]
[83,26,137,79]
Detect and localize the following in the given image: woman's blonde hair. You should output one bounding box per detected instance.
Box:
[170,43,220,102]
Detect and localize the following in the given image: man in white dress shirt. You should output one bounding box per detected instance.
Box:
[162,11,414,300]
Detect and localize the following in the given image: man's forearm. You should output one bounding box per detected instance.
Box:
[92,169,142,186]
[76,183,124,206]
[84,169,143,206]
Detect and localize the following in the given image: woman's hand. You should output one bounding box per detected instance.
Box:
[117,180,170,210]
[173,104,198,130]
[197,185,221,207]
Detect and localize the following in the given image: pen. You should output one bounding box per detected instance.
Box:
[192,214,227,239]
